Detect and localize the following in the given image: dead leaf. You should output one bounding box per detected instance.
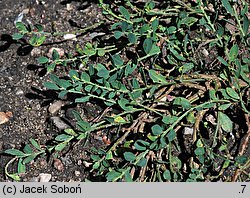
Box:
[0,111,13,125]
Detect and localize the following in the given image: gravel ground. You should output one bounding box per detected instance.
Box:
[0,0,104,182]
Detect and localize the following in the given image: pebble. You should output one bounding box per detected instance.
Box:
[183,127,194,135]
[30,48,42,56]
[82,161,92,168]
[39,173,52,182]
[0,112,12,125]
[48,100,64,114]
[50,116,70,130]
[77,160,82,166]
[54,159,64,171]
[16,89,24,96]
[75,170,81,177]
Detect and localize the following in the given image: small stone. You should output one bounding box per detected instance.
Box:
[0,112,12,125]
[82,161,92,168]
[22,8,30,14]
[50,117,70,130]
[183,127,194,135]
[48,100,64,114]
[75,170,81,177]
[63,34,77,41]
[206,114,216,125]
[16,89,24,96]
[31,48,42,56]
[66,3,73,11]
[54,159,64,171]
[39,173,52,182]
[202,48,209,57]
[77,160,82,166]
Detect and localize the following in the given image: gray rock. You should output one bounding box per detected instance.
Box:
[48,100,64,114]
[50,117,70,130]
[183,127,194,135]
[39,173,52,182]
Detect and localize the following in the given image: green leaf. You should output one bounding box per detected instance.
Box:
[77,120,91,132]
[171,157,182,170]
[162,115,178,124]
[151,124,163,135]
[182,63,194,73]
[90,154,100,161]
[167,130,176,142]
[125,63,137,76]
[226,87,240,100]
[55,134,72,142]
[140,24,150,34]
[118,98,133,111]
[128,32,137,44]
[134,140,149,151]
[152,19,159,32]
[69,70,79,80]
[22,155,36,164]
[218,103,232,111]
[52,49,60,60]
[149,69,167,83]
[105,151,113,160]
[124,152,136,162]
[38,56,49,64]
[170,48,186,61]
[217,56,229,66]
[97,48,105,56]
[194,147,205,156]
[221,0,234,15]
[18,159,26,173]
[229,44,239,62]
[106,170,121,181]
[173,97,191,109]
[143,38,153,54]
[23,144,33,154]
[97,68,110,79]
[235,156,248,165]
[148,45,160,56]
[218,112,233,132]
[81,72,90,82]
[179,17,198,26]
[243,14,250,35]
[43,82,60,90]
[30,138,42,151]
[114,31,123,39]
[15,22,27,32]
[46,63,56,73]
[119,6,130,20]
[75,96,90,103]
[112,54,124,67]
[12,33,24,40]
[55,142,67,151]
[137,158,147,167]
[5,149,26,157]
[124,169,133,182]
[92,161,100,170]
[64,128,77,136]
[163,170,171,180]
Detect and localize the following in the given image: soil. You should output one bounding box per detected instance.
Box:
[0,0,104,182]
[0,0,249,182]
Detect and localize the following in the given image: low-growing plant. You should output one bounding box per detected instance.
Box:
[3,0,250,181]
